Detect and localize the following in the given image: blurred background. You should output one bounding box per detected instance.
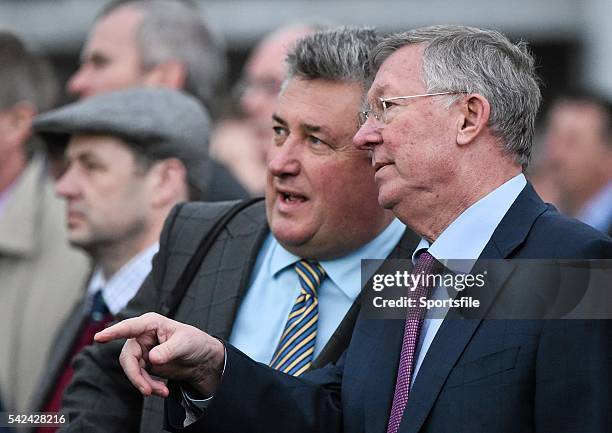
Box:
[2,0,612,108]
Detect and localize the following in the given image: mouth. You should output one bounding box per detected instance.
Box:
[66,207,86,224]
[274,187,309,212]
[372,161,392,173]
[279,190,308,203]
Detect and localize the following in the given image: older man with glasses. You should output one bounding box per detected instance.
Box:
[96,25,612,433]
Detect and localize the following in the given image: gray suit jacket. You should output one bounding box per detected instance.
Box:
[58,199,418,433]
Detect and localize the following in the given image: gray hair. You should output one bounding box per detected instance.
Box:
[372,25,541,167]
[286,26,380,85]
[100,0,226,115]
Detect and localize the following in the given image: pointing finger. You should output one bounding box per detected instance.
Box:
[95,312,166,343]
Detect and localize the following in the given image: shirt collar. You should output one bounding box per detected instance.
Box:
[413,174,527,272]
[86,242,159,315]
[270,218,406,300]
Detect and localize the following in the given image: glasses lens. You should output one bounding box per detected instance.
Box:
[379,99,388,124]
[358,111,369,126]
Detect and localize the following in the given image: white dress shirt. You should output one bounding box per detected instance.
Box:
[411,173,527,385]
[85,243,159,315]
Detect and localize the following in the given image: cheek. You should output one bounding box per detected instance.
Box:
[316,159,376,215]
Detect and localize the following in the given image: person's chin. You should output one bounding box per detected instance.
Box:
[272,224,313,250]
[67,231,93,249]
[376,185,398,210]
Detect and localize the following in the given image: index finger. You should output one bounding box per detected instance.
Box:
[94,312,165,343]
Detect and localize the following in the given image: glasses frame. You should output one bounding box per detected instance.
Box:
[359,91,462,126]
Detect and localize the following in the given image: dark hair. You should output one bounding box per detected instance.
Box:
[0,31,59,158]
[0,32,58,112]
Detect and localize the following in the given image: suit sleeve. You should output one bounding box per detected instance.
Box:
[165,343,344,433]
[58,204,185,433]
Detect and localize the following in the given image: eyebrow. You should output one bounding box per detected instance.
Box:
[273,114,326,135]
[272,113,337,142]
[81,50,108,65]
[303,124,321,134]
[367,83,391,101]
[272,114,287,126]
[66,148,101,165]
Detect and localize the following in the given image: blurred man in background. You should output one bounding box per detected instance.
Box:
[0,31,90,414]
[29,88,212,427]
[210,24,317,195]
[541,92,612,235]
[66,0,247,200]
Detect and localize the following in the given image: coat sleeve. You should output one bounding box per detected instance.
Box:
[165,343,345,433]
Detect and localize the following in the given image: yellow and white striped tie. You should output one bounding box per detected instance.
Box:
[269,260,326,376]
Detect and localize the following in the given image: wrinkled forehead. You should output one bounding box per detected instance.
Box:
[367,44,426,99]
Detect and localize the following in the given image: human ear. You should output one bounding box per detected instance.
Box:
[456,94,491,146]
[147,158,188,207]
[143,60,186,90]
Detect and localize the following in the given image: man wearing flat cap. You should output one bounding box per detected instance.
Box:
[29,87,212,421]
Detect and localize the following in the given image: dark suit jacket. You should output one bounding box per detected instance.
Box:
[57,199,418,433]
[179,183,612,433]
[206,161,249,202]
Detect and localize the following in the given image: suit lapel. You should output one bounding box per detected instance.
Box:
[312,228,420,369]
[398,182,548,433]
[360,230,421,433]
[363,317,406,433]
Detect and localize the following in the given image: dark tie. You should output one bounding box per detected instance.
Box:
[90,289,111,322]
[269,259,326,376]
[386,251,441,433]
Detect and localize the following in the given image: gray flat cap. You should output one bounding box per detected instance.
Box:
[33,87,212,195]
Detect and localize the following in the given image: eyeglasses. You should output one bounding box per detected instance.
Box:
[358,91,462,126]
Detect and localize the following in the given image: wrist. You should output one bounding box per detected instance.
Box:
[192,338,225,396]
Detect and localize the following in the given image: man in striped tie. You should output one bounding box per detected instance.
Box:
[97,24,611,433]
[58,26,418,433]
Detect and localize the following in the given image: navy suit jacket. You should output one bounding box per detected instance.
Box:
[169,183,612,433]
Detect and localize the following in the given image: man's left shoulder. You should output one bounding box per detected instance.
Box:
[527,205,612,259]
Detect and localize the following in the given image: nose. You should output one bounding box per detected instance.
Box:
[267,139,300,179]
[66,65,90,98]
[353,119,383,151]
[55,165,81,200]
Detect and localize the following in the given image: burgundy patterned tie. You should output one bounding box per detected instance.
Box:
[386,250,441,433]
